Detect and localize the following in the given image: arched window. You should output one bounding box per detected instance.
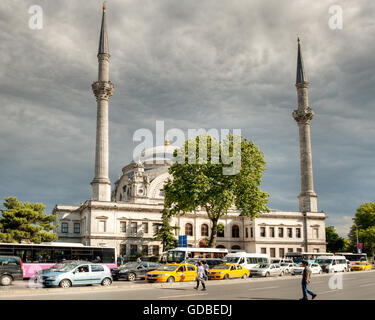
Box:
[231,245,241,250]
[216,245,226,249]
[232,225,240,238]
[217,224,225,238]
[201,224,209,237]
[185,223,193,236]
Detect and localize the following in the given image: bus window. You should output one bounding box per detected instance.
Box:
[33,248,53,263]
[102,248,115,263]
[53,248,71,262]
[14,249,32,263]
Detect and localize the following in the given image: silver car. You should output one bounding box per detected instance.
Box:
[250,263,284,277]
[280,263,294,274]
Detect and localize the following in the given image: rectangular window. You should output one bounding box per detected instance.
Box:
[250,227,253,238]
[120,221,127,233]
[98,220,106,233]
[61,222,68,233]
[279,248,285,258]
[245,228,249,238]
[297,248,302,253]
[74,223,80,234]
[261,248,267,254]
[260,227,266,237]
[142,222,149,234]
[270,248,276,258]
[278,227,284,238]
[296,228,301,238]
[131,222,138,235]
[91,265,104,272]
[142,245,148,255]
[287,228,293,238]
[153,223,159,235]
[270,227,275,238]
[152,245,159,256]
[130,245,138,255]
[313,228,319,239]
[288,248,294,253]
[120,244,126,256]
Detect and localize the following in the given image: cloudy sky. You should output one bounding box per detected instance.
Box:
[0,0,374,237]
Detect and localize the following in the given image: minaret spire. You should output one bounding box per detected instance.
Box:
[91,3,114,201]
[292,38,318,213]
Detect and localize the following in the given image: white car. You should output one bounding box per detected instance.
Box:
[291,263,322,275]
[279,262,295,274]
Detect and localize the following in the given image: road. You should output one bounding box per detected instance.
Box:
[1,270,375,300]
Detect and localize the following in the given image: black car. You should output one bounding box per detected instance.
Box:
[111,262,162,281]
[0,256,23,286]
[185,258,224,268]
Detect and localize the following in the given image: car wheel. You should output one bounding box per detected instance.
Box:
[101,278,112,286]
[224,274,229,280]
[59,279,72,288]
[167,277,175,283]
[280,271,284,277]
[242,273,247,279]
[265,272,270,277]
[0,275,13,286]
[128,273,136,281]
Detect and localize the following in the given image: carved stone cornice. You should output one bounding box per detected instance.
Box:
[92,81,114,101]
[293,107,315,124]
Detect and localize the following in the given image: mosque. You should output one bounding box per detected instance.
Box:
[52,4,327,258]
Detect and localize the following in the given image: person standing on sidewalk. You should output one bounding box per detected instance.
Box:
[194,261,206,291]
[203,261,209,281]
[300,260,317,300]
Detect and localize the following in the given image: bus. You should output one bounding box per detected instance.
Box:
[334,253,368,266]
[0,242,117,278]
[285,252,333,264]
[223,252,270,269]
[163,247,228,264]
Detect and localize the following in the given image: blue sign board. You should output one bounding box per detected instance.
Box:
[178,235,187,248]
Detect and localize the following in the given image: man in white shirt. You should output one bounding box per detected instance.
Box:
[194,261,206,291]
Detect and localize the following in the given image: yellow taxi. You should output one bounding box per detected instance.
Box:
[208,263,250,280]
[350,261,372,271]
[145,263,197,283]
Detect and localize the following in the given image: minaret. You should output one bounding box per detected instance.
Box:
[292,37,318,212]
[91,2,114,201]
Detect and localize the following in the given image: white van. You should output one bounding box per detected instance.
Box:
[224,252,270,270]
[316,255,349,273]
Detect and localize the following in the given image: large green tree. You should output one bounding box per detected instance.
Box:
[348,202,375,257]
[163,134,269,248]
[153,209,179,251]
[0,197,58,243]
[325,226,348,253]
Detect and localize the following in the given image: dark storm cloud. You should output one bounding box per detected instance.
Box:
[0,0,374,237]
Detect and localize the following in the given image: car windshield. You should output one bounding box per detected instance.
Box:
[271,260,280,264]
[255,264,269,269]
[316,259,332,264]
[119,262,138,269]
[213,265,231,270]
[356,262,366,265]
[225,257,239,264]
[156,265,179,271]
[54,263,78,272]
[280,263,289,266]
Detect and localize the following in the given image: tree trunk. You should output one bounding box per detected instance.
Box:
[208,218,218,248]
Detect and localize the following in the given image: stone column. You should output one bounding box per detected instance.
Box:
[91,53,114,201]
[293,82,318,212]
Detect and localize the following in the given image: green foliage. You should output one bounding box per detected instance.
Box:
[163,134,269,247]
[153,209,179,251]
[129,252,142,261]
[0,197,58,244]
[325,226,348,253]
[348,202,375,257]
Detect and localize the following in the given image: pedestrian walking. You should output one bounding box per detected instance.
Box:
[300,260,317,300]
[137,257,142,264]
[203,261,209,281]
[194,261,206,291]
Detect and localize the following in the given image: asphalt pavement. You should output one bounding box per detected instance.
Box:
[1,270,375,300]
